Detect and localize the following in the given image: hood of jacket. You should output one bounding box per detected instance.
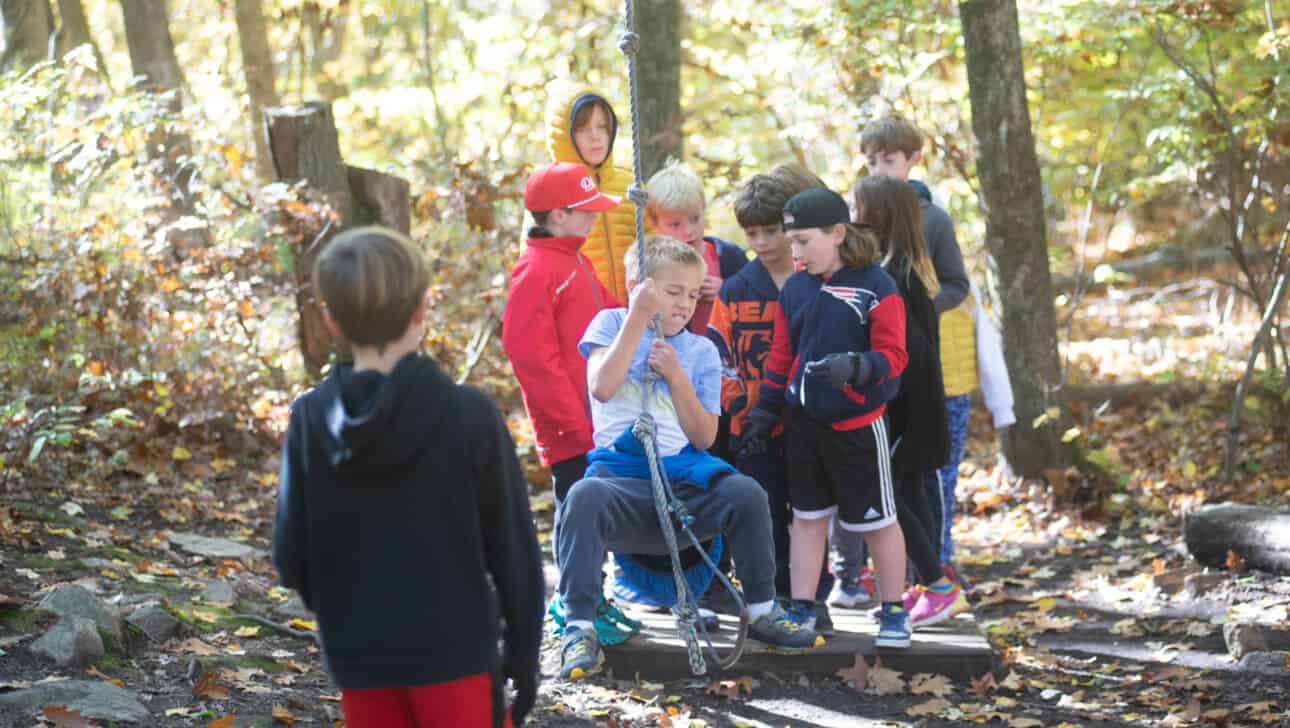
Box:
[308,352,450,478]
[546,79,626,177]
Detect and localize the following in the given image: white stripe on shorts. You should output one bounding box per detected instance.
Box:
[873,417,895,519]
[792,504,838,521]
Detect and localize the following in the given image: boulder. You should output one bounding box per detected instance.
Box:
[169,532,264,561]
[1237,651,1289,675]
[1224,623,1270,660]
[201,580,236,606]
[126,603,181,643]
[0,679,149,723]
[30,616,104,667]
[37,585,123,647]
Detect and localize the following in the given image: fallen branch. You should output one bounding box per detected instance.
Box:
[233,613,319,643]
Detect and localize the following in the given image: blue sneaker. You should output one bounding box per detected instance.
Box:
[785,599,818,632]
[547,595,641,646]
[749,602,824,652]
[875,604,911,649]
[558,626,604,680]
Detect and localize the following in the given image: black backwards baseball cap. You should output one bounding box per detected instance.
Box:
[782,187,851,231]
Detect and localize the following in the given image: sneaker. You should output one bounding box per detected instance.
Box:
[558,626,604,680]
[909,584,969,627]
[942,563,978,602]
[827,577,871,608]
[749,603,825,651]
[814,601,834,636]
[902,586,924,612]
[699,581,744,616]
[786,599,817,632]
[875,604,911,649]
[696,607,720,632]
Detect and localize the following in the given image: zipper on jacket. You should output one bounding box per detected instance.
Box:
[595,168,619,296]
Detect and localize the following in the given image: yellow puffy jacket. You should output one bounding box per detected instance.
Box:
[939,295,979,398]
[546,79,638,302]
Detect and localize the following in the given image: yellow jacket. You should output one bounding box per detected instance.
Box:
[546,79,639,302]
[939,295,979,397]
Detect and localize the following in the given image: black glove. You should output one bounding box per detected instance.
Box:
[735,407,779,458]
[804,352,872,389]
[509,670,537,726]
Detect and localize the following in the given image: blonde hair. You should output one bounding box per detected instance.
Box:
[313,226,429,351]
[623,235,705,283]
[645,159,705,215]
[860,114,924,157]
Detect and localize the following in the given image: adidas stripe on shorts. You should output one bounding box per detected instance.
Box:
[784,407,896,530]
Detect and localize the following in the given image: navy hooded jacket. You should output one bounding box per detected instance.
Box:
[272,353,543,704]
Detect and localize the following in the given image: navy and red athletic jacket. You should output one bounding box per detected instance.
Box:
[759,264,908,430]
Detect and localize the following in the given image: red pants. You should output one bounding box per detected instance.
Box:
[340,673,513,728]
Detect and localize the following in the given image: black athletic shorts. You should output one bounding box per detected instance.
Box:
[784,407,896,531]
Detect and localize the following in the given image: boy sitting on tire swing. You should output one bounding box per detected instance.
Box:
[554,235,823,681]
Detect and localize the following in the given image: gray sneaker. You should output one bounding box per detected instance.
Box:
[749,602,824,651]
[558,626,604,680]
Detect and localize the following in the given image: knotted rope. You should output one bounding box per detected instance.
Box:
[618,0,747,675]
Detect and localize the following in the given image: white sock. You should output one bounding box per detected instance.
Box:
[748,600,775,619]
[565,619,594,634]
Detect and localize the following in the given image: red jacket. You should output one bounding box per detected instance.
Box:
[502,235,618,466]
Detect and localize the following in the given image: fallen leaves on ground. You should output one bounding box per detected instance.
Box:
[272,704,299,724]
[41,706,97,727]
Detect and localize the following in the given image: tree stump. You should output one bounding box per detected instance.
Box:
[1184,503,1290,575]
[264,102,355,376]
[347,166,411,234]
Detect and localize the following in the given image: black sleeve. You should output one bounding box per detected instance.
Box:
[924,205,970,313]
[272,401,312,609]
[468,387,545,683]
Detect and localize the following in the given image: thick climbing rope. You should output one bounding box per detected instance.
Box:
[618,0,747,676]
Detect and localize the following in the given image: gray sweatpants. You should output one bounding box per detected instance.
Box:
[556,472,777,624]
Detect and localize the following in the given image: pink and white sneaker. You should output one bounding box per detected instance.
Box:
[909,584,969,627]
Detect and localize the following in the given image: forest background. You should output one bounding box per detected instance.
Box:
[2,1,1290,725]
[1,0,1288,519]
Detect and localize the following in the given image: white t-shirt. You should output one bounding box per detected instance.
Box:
[578,309,722,457]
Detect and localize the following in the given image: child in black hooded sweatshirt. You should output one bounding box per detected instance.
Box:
[273,226,544,728]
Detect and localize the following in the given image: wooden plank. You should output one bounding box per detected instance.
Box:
[603,606,996,681]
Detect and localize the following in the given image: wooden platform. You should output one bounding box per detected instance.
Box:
[603,605,996,681]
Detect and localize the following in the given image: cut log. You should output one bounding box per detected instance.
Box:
[1184,503,1290,575]
[264,101,353,376]
[347,165,411,234]
[264,102,354,222]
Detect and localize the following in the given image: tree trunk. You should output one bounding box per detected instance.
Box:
[1,0,55,71]
[632,0,682,179]
[265,102,355,376]
[1184,503,1290,575]
[233,0,278,179]
[119,0,184,91]
[960,0,1071,478]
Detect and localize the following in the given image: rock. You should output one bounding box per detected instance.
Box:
[0,679,149,723]
[30,616,104,667]
[168,532,264,560]
[201,580,236,606]
[37,585,124,647]
[1151,567,1198,595]
[1224,623,1270,660]
[277,593,312,619]
[115,592,167,609]
[126,604,181,643]
[1236,651,1289,675]
[1183,572,1226,598]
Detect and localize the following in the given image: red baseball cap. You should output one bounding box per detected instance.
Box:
[524,162,622,213]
